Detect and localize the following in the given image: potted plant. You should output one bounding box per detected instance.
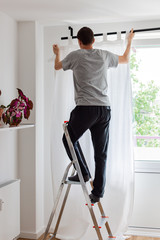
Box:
[0,88,33,127]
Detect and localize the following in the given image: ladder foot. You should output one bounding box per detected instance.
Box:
[108,236,116,238]
[101,215,109,218]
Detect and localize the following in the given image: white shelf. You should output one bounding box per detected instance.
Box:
[0,123,34,132]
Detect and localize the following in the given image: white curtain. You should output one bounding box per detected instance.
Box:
[49,36,134,240]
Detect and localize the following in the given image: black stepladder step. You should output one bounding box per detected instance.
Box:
[42,122,116,240]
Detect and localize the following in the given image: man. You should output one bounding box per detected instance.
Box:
[53,27,134,203]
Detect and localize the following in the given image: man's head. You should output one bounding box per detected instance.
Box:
[77,27,95,48]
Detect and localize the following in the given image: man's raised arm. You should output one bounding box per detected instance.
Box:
[53,44,62,70]
[118,29,135,64]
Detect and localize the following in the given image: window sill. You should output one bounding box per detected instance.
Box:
[135,160,160,173]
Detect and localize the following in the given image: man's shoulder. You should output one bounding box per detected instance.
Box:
[94,48,109,54]
[66,49,82,58]
[70,49,81,54]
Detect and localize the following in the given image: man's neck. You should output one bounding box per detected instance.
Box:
[80,44,93,50]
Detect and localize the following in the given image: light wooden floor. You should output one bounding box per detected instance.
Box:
[129,237,160,240]
[130,237,160,240]
[18,236,160,240]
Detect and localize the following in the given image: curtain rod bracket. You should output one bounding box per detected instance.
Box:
[68,26,73,38]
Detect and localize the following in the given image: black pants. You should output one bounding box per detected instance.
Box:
[63,106,111,198]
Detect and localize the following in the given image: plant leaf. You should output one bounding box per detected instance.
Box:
[24,108,30,119]
[28,100,33,109]
[0,105,6,109]
[17,88,25,98]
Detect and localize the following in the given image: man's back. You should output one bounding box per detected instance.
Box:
[62,48,118,106]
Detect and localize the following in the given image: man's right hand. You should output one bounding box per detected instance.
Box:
[53,44,59,55]
[119,28,135,64]
[128,29,135,43]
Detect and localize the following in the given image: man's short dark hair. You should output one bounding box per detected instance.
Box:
[77,27,94,45]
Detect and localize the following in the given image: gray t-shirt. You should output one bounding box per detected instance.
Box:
[62,48,118,106]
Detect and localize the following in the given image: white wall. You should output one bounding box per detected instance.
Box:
[18,21,36,236]
[0,12,18,183]
[127,172,160,237]
[18,21,45,239]
[35,22,45,236]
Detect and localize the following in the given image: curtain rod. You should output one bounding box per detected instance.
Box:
[61,26,160,40]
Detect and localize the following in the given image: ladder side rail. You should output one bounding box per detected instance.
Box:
[105,222,113,237]
[43,162,73,240]
[52,168,75,237]
[89,165,114,238]
[63,123,103,240]
[90,176,114,237]
[52,184,72,238]
[90,181,106,216]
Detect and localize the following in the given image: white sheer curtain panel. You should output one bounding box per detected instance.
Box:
[49,35,134,240]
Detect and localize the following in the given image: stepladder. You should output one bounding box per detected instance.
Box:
[43,122,116,240]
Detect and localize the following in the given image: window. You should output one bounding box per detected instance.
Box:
[130,38,160,161]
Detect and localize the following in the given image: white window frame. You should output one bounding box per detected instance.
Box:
[132,36,160,173]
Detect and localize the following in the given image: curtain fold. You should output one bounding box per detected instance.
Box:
[49,39,134,240]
